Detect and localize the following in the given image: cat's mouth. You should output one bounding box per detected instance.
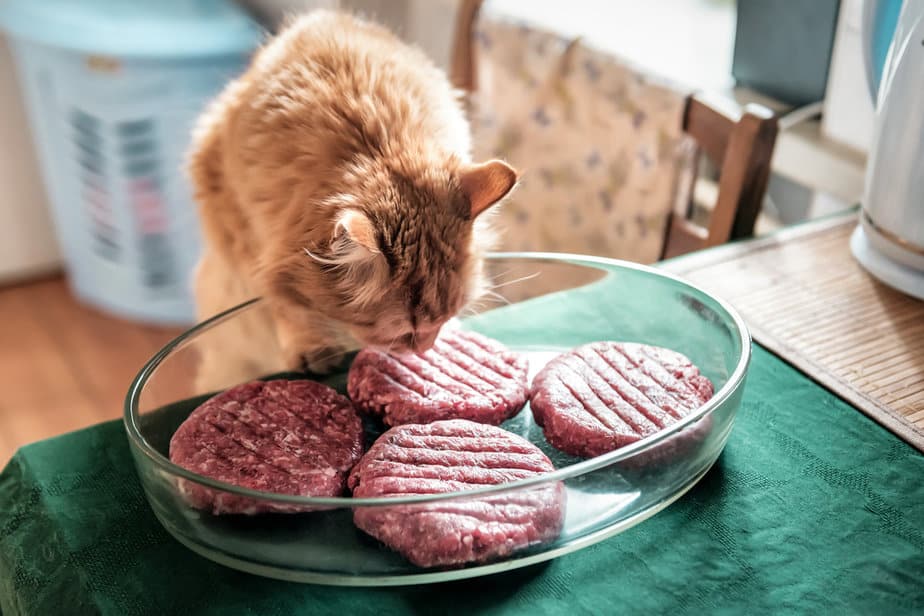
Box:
[359,327,442,356]
[364,337,431,356]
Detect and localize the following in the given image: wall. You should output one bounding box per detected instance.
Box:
[241,0,460,68]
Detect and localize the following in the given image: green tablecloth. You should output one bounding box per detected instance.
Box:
[2,345,922,615]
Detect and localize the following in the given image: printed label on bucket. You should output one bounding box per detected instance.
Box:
[9,37,250,324]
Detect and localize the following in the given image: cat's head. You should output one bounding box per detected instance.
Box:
[268,157,518,354]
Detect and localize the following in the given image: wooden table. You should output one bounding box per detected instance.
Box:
[664,211,924,450]
[3,246,922,615]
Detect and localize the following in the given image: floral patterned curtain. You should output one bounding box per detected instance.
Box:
[470,9,697,266]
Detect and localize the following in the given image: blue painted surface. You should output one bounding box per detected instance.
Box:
[869,0,904,97]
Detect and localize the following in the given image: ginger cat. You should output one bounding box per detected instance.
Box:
[188,11,517,390]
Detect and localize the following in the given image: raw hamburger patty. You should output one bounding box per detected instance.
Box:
[530,342,714,459]
[169,379,364,514]
[347,329,529,426]
[348,420,565,568]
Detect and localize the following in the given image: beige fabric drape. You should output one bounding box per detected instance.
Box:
[470,10,695,267]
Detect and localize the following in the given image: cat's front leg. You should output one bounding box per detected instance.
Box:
[271,302,355,375]
[295,344,352,375]
[193,251,287,391]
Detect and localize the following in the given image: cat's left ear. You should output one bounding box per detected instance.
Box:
[334,210,379,254]
[459,160,518,218]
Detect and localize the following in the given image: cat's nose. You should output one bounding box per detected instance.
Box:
[412,325,441,353]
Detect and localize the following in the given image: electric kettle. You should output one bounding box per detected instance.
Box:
[851,0,924,299]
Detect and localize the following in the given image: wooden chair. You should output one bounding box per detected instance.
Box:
[451,0,779,261]
[663,94,778,258]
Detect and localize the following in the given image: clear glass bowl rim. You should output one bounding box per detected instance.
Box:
[124,251,751,507]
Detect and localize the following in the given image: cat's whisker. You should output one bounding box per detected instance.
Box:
[490,271,541,289]
[382,331,404,355]
[460,296,499,316]
[460,286,517,318]
[487,267,518,281]
[464,304,487,317]
[487,267,540,285]
[479,289,510,305]
[459,304,482,317]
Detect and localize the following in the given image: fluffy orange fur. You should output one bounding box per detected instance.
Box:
[188,10,517,388]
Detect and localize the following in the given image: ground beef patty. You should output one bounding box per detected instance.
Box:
[348,420,565,568]
[530,342,714,459]
[347,329,529,427]
[169,379,364,515]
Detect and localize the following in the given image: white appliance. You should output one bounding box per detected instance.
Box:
[822,0,876,154]
[851,0,924,299]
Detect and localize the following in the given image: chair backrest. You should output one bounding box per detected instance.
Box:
[662,93,778,259]
[451,0,483,93]
[451,0,779,261]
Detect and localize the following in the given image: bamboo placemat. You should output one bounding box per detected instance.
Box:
[664,212,924,451]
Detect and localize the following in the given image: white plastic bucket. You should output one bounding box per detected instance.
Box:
[0,0,261,324]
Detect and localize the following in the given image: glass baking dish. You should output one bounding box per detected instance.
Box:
[124,253,750,585]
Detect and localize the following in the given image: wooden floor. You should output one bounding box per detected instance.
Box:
[0,276,183,464]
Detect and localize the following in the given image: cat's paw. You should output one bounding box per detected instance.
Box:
[291,346,350,375]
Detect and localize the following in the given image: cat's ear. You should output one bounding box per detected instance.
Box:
[459,160,518,218]
[334,210,379,254]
